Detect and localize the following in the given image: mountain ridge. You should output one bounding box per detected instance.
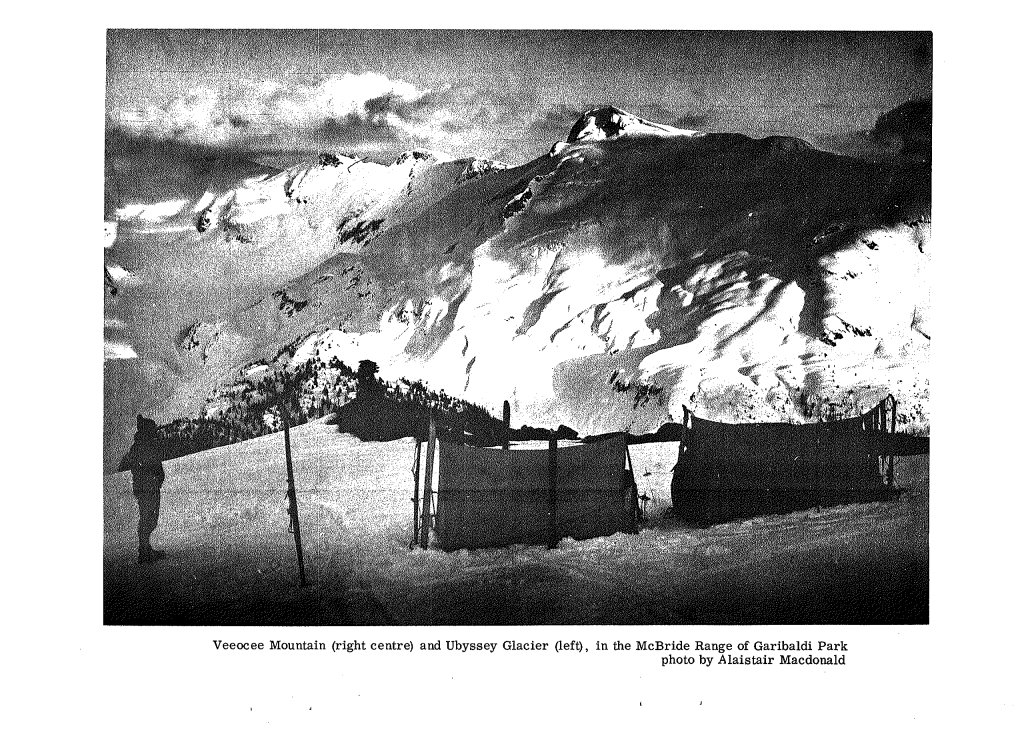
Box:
[105,106,931,470]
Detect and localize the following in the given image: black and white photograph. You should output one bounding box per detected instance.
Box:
[8,6,1020,727]
[102,28,932,627]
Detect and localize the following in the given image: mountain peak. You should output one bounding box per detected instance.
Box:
[566,106,697,143]
[392,148,451,166]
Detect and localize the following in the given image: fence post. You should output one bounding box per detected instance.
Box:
[625,444,639,526]
[411,437,422,548]
[502,400,511,450]
[420,414,437,549]
[547,437,558,549]
[279,393,307,587]
[887,397,897,487]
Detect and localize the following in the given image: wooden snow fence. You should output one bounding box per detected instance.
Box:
[671,395,901,524]
[413,433,639,551]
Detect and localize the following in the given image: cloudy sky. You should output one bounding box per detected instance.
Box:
[106,29,932,167]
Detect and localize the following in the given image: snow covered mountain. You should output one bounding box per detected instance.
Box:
[104,106,930,468]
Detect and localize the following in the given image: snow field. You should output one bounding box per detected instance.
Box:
[105,419,928,624]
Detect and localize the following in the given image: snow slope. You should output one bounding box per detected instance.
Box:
[105,106,930,468]
[103,419,929,625]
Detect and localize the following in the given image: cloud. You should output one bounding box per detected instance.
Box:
[808,97,932,162]
[115,199,191,222]
[111,72,431,150]
[539,103,586,124]
[110,71,599,165]
[673,112,713,129]
[109,72,548,163]
[527,103,585,137]
[104,125,282,219]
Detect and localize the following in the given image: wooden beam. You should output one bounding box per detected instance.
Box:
[279,393,307,587]
[502,400,511,451]
[411,437,422,548]
[547,437,558,549]
[420,414,437,549]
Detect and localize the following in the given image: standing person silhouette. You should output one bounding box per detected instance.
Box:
[123,415,166,564]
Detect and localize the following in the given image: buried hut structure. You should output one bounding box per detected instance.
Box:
[330,371,640,551]
[408,396,907,548]
[412,424,640,551]
[670,395,904,524]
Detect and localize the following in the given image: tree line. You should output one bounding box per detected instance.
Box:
[119,356,534,468]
